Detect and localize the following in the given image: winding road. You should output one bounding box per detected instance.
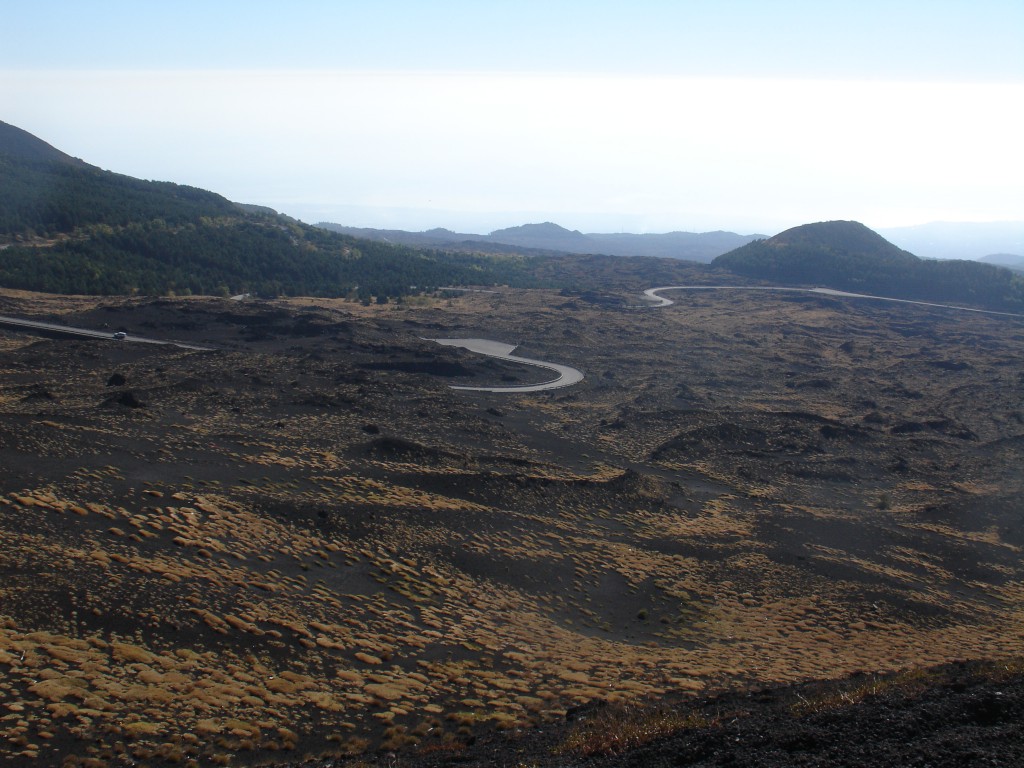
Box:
[7,283,1015,397]
[434,283,1023,395]
[426,338,585,393]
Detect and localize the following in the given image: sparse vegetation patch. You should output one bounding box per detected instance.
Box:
[1,281,1023,764]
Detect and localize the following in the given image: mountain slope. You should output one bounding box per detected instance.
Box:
[0,122,541,297]
[714,220,1024,312]
[0,120,239,237]
[0,120,88,168]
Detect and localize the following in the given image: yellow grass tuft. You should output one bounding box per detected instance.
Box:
[556,702,715,756]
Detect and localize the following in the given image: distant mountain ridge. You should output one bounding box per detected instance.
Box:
[317,220,766,262]
[977,253,1024,271]
[714,220,1024,312]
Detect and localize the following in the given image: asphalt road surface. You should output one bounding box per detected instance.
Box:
[643,285,1024,317]
[0,315,214,351]
[427,337,585,393]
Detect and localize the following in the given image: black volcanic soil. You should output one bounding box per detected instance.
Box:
[340,659,1024,767]
[0,284,1022,766]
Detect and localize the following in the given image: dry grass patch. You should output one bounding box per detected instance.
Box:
[790,666,941,716]
[556,701,716,757]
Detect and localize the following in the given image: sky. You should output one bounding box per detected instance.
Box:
[2,1,1023,235]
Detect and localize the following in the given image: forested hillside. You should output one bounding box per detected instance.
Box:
[0,214,542,298]
[714,220,1024,312]
[0,121,541,298]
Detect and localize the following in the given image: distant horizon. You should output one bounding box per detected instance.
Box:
[10,109,1021,244]
[6,107,1023,261]
[3,2,1021,251]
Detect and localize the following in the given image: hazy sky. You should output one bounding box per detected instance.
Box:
[3,1,1022,234]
